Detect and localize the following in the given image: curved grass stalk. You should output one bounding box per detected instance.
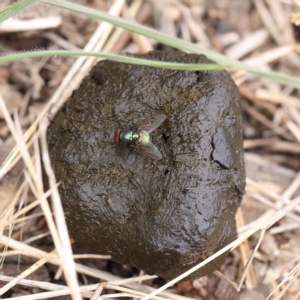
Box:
[0,50,227,70]
[38,0,300,89]
[0,0,38,23]
[0,0,299,88]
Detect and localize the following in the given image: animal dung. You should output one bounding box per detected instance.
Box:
[47,51,245,279]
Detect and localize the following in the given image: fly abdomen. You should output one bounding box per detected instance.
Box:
[137,130,151,145]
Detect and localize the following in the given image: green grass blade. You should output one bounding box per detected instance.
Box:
[0,50,227,70]
[0,0,38,23]
[39,0,300,89]
[250,69,300,90]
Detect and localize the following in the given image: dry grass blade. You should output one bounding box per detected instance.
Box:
[244,138,300,154]
[0,17,61,32]
[237,211,275,234]
[263,195,300,229]
[253,0,282,45]
[72,254,111,259]
[122,2,153,53]
[256,89,300,108]
[22,232,51,244]
[1,212,45,227]
[1,0,300,299]
[0,234,119,279]
[286,121,300,143]
[0,190,52,229]
[0,275,186,300]
[106,275,157,285]
[213,270,239,290]
[0,274,69,291]
[99,293,144,299]
[236,208,257,289]
[250,193,300,224]
[0,94,82,298]
[243,43,297,66]
[267,263,300,300]
[3,284,96,300]
[247,178,300,213]
[0,131,40,180]
[40,117,81,300]
[269,222,300,234]
[241,100,275,129]
[0,235,186,300]
[0,250,57,295]
[48,0,127,117]
[237,229,266,291]
[90,283,104,300]
[102,284,170,300]
[282,170,300,199]
[0,191,54,229]
[0,0,126,179]
[0,180,26,226]
[225,29,269,59]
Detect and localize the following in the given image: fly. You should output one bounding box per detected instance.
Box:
[114,114,166,160]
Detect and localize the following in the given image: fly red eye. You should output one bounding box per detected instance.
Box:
[114,130,121,144]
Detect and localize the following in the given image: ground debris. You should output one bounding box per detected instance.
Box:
[1,0,300,299]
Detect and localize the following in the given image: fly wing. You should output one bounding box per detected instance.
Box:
[131,142,163,160]
[134,114,166,133]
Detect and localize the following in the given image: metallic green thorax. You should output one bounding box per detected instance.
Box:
[119,130,150,145]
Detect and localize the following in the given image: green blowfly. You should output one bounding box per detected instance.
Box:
[114,114,166,160]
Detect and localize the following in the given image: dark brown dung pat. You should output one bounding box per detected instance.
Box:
[47,50,245,280]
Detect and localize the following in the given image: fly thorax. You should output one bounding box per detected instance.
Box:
[137,130,151,145]
[120,130,134,144]
[132,132,139,141]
